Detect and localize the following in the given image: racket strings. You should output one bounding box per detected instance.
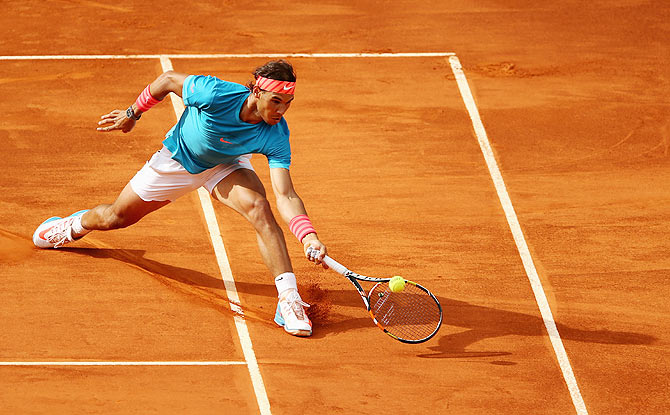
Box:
[368,283,441,341]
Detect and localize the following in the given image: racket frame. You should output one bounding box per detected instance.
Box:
[320,253,443,344]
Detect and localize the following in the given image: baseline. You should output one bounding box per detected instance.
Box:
[0,52,455,60]
[0,361,247,366]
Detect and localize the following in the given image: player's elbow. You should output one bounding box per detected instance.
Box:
[156,71,186,98]
[275,192,300,211]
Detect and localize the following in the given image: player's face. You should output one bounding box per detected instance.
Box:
[257,90,294,125]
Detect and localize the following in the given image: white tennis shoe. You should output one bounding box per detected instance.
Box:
[274,289,312,337]
[33,210,88,249]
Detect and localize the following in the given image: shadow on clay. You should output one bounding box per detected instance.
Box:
[60,246,658,357]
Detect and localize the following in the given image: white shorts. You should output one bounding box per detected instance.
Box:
[129,146,254,202]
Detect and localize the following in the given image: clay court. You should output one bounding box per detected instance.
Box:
[1,1,668,414]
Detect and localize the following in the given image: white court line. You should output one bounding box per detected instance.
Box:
[0,361,246,366]
[448,56,589,415]
[159,56,271,415]
[0,52,455,60]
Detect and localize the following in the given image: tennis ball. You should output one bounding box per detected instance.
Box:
[388,276,406,293]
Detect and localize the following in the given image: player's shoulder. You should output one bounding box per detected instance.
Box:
[188,75,248,93]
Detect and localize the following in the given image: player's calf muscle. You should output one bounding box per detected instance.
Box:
[82,205,132,230]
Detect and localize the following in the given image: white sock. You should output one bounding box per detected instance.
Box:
[71,215,91,238]
[275,272,297,297]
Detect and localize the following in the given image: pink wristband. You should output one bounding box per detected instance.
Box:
[135,85,162,113]
[289,215,316,243]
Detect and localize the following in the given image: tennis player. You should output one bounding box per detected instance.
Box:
[33,60,325,337]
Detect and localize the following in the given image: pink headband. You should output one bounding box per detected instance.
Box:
[255,76,296,95]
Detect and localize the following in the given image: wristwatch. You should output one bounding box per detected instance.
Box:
[126,106,141,120]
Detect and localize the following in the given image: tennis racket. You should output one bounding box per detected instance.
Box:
[309,248,443,344]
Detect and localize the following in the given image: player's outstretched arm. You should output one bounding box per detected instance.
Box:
[97,70,189,133]
[270,167,328,267]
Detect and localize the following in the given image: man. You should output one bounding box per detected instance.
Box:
[33,60,326,337]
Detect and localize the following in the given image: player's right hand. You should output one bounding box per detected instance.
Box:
[304,238,328,269]
[97,109,136,133]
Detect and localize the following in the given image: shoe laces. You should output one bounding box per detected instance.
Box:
[282,290,310,321]
[45,218,74,248]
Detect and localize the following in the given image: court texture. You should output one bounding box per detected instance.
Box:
[1,1,668,414]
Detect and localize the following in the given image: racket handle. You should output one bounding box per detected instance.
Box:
[322,255,349,276]
[307,248,350,275]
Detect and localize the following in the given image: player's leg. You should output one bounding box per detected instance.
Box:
[212,168,292,275]
[210,166,312,336]
[80,182,170,232]
[33,182,170,249]
[33,146,191,249]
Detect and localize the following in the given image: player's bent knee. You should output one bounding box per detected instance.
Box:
[246,198,275,227]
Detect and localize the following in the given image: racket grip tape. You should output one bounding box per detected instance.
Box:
[307,248,349,275]
[323,256,349,275]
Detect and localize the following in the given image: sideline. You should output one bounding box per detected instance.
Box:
[159,56,272,415]
[448,55,589,415]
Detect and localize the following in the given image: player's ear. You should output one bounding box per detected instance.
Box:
[253,85,263,98]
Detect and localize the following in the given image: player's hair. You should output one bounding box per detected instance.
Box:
[246,60,296,90]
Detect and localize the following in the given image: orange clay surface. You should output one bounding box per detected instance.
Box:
[1,1,669,414]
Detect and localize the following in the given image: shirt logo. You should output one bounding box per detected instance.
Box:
[220,137,233,144]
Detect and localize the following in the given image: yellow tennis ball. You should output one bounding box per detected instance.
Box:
[388,276,406,293]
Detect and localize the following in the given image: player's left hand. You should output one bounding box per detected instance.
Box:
[97,109,136,133]
[302,235,328,269]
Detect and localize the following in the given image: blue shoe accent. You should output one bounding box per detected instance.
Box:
[36,210,86,230]
[273,301,285,327]
[69,209,88,218]
[40,216,62,226]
